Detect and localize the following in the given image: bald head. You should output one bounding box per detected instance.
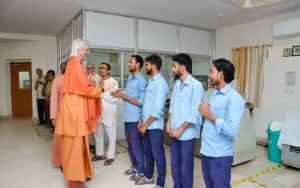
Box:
[86,63,96,76]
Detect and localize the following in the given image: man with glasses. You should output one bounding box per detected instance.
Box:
[87,63,101,87]
[86,63,101,152]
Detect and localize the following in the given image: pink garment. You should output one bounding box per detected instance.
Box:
[50,75,64,120]
[50,74,64,167]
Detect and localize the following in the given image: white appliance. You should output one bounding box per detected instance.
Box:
[232,105,256,165]
[278,111,300,169]
[273,18,300,38]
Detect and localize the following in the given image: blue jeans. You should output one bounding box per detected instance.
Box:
[170,137,195,188]
[144,129,166,187]
[124,122,145,173]
[201,154,233,188]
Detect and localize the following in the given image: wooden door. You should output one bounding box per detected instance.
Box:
[10,62,32,117]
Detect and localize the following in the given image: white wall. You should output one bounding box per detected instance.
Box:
[216,10,300,139]
[0,32,56,118]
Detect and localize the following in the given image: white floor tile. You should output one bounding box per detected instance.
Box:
[0,118,300,188]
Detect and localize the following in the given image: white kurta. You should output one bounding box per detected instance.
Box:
[101,77,119,126]
[95,77,119,159]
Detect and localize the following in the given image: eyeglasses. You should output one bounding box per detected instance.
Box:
[87,67,94,70]
[82,48,89,52]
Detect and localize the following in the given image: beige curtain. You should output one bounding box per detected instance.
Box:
[232,47,249,96]
[232,45,271,107]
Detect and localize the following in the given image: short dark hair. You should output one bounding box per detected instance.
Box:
[145,55,162,70]
[47,70,55,75]
[172,53,192,73]
[100,62,111,71]
[100,62,111,75]
[212,58,235,83]
[131,55,144,69]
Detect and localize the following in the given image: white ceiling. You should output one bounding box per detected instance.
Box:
[1,0,300,36]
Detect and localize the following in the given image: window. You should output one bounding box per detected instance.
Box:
[138,53,210,90]
[87,49,135,88]
[87,49,211,90]
[19,72,30,89]
[138,52,174,89]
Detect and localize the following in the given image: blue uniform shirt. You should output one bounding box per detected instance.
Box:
[124,72,148,123]
[142,73,169,130]
[169,74,204,140]
[200,84,245,157]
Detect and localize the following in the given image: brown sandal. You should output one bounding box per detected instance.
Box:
[91,155,105,161]
[104,159,114,166]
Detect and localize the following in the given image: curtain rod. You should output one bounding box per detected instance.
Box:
[232,44,273,51]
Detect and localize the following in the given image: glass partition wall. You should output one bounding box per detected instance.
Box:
[58,10,215,90]
[87,50,134,88]
[87,49,210,90]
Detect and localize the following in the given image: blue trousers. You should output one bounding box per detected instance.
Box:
[144,129,166,187]
[124,122,145,173]
[170,137,195,188]
[201,154,233,188]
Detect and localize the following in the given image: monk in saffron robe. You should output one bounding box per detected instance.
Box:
[55,39,104,188]
[50,62,66,168]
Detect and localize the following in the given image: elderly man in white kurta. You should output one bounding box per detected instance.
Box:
[92,62,119,166]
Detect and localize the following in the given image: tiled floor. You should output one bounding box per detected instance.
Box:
[0,118,299,188]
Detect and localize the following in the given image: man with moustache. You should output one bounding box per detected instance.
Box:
[166,53,204,188]
[111,55,147,183]
[92,62,119,166]
[199,58,245,188]
[136,55,168,187]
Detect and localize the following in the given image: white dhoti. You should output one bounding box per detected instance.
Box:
[94,77,119,159]
[95,121,117,159]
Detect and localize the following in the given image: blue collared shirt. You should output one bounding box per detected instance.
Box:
[200,84,245,157]
[124,72,148,123]
[143,73,169,130]
[169,74,204,140]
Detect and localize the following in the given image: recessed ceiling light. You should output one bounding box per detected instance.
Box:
[218,14,223,17]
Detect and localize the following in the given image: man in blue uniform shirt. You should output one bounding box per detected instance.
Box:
[166,53,204,188]
[199,58,245,188]
[111,55,148,182]
[136,55,168,188]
